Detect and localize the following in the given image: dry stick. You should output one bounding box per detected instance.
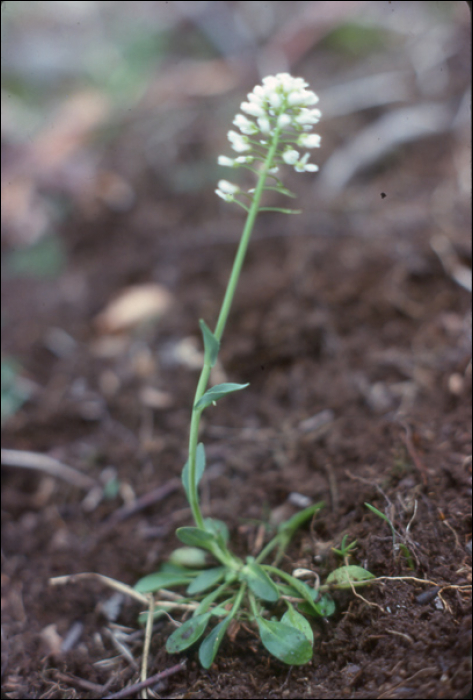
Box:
[1,448,97,489]
[140,596,155,700]
[53,671,106,696]
[49,573,150,605]
[102,661,187,700]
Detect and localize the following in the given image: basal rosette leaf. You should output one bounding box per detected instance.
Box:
[281,603,314,644]
[187,566,227,595]
[134,571,195,594]
[256,617,313,665]
[198,615,233,669]
[241,558,279,602]
[166,612,212,653]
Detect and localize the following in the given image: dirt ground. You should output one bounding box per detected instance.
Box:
[1,4,472,700]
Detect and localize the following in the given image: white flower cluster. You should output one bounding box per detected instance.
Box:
[216,73,321,203]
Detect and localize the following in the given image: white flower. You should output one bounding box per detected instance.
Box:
[277,114,292,128]
[240,101,266,117]
[297,133,321,148]
[227,130,251,152]
[268,92,283,109]
[217,180,239,194]
[294,108,322,126]
[294,153,318,172]
[257,117,271,134]
[218,155,236,167]
[282,149,300,165]
[215,179,240,201]
[216,73,321,203]
[233,114,258,135]
[288,90,319,107]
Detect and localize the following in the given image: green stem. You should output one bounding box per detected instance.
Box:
[186,129,282,530]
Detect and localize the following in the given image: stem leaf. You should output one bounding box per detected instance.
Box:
[242,557,279,602]
[325,565,375,589]
[199,319,220,367]
[198,615,232,669]
[182,443,206,502]
[256,617,313,665]
[166,612,212,653]
[187,566,227,595]
[194,382,249,411]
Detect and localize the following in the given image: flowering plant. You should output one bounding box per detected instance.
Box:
[134,74,373,668]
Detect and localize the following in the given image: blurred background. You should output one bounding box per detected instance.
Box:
[1,0,471,444]
[1,0,471,429]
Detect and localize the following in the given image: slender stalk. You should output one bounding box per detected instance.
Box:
[186,129,282,530]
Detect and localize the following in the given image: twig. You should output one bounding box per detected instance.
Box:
[1,448,96,489]
[141,596,155,699]
[102,661,187,699]
[52,671,106,695]
[49,572,150,605]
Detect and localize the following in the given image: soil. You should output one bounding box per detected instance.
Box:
[1,69,472,700]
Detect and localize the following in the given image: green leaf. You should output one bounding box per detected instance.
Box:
[198,615,232,668]
[298,593,336,618]
[256,617,313,665]
[199,319,220,367]
[364,502,390,523]
[187,567,226,595]
[203,517,230,545]
[326,565,375,589]
[182,443,205,502]
[278,502,325,538]
[160,562,194,575]
[176,527,218,553]
[281,603,314,644]
[169,547,208,569]
[166,612,212,653]
[134,571,194,593]
[264,567,321,616]
[242,558,279,602]
[313,593,336,617]
[194,383,249,411]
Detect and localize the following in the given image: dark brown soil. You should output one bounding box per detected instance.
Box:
[1,8,471,699]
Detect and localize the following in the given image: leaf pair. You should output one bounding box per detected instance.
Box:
[166,611,233,669]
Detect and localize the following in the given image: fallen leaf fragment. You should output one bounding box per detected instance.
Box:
[95,283,173,334]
